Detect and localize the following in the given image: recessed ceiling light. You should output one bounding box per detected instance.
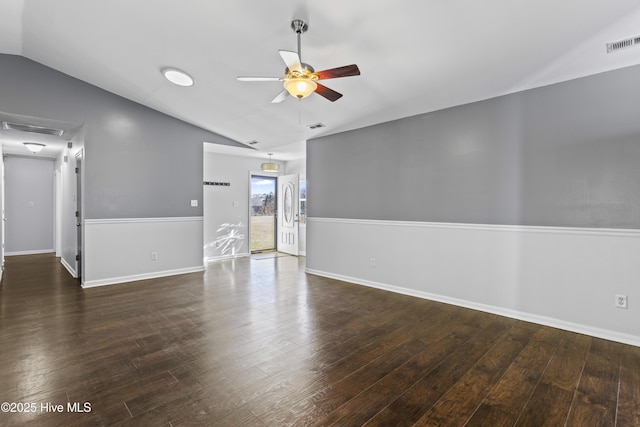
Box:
[161,67,194,87]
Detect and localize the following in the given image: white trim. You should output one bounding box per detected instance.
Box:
[306,268,640,347]
[61,257,77,278]
[307,217,640,238]
[82,266,204,289]
[5,249,55,256]
[85,216,203,225]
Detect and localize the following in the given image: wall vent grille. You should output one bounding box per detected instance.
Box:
[606,35,640,53]
[1,121,64,136]
[307,123,326,130]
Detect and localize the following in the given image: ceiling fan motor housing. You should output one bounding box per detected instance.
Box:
[285,63,315,75]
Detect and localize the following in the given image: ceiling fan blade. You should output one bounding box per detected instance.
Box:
[315,83,343,102]
[237,76,282,82]
[270,88,289,103]
[315,64,360,80]
[278,50,302,73]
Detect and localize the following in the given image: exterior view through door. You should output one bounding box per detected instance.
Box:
[250,175,276,252]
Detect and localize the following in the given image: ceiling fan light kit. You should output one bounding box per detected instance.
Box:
[283,77,317,99]
[237,19,360,103]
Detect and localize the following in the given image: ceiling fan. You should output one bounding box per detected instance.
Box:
[237,19,360,103]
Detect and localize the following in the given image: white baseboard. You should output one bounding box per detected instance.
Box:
[306,268,640,347]
[60,257,77,278]
[5,249,55,256]
[82,266,205,288]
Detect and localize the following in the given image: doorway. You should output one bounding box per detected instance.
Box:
[75,150,83,280]
[250,175,276,253]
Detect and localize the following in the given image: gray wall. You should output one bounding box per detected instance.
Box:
[308,64,640,229]
[4,156,54,253]
[0,54,242,219]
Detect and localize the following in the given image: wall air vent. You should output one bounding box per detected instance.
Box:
[2,121,64,136]
[307,123,326,130]
[247,140,259,145]
[606,35,640,53]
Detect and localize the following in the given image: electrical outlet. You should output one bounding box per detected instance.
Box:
[615,294,628,309]
[151,252,158,261]
[369,257,376,268]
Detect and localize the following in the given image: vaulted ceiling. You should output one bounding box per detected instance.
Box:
[2,0,640,159]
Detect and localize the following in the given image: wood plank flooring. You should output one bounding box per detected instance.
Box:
[0,253,639,426]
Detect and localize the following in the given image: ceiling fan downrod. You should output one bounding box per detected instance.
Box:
[291,19,308,64]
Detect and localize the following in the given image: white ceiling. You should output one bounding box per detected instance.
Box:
[2,0,640,160]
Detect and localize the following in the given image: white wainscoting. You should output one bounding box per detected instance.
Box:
[306,217,640,346]
[83,217,204,288]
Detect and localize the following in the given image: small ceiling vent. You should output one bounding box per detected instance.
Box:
[2,121,64,136]
[247,140,259,145]
[606,35,640,53]
[307,123,326,130]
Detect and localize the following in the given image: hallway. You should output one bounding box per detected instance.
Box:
[1,253,639,426]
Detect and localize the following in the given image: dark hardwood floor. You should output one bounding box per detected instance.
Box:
[0,253,639,426]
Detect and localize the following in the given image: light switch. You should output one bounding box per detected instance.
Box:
[233,201,239,207]
[190,200,198,207]
[28,201,35,207]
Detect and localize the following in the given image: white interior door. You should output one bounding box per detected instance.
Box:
[277,174,299,256]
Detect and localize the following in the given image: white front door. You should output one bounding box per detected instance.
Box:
[277,174,299,256]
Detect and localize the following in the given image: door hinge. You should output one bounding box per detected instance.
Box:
[75,255,80,261]
[75,211,79,217]
[75,167,79,173]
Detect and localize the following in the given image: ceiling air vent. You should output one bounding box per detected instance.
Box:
[307,123,326,130]
[242,140,259,149]
[606,35,640,53]
[2,121,64,136]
